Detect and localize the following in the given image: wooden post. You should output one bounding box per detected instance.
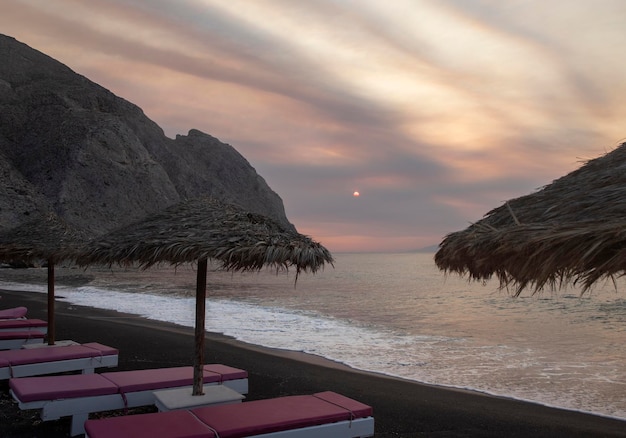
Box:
[47,261,55,345]
[193,258,208,396]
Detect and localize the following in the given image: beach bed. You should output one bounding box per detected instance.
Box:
[0,329,45,349]
[83,391,374,438]
[10,364,248,436]
[0,342,118,379]
[0,306,28,319]
[0,318,47,333]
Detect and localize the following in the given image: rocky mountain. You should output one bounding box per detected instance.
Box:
[0,34,295,237]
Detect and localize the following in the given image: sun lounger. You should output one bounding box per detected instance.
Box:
[0,306,28,319]
[83,391,374,438]
[0,318,47,333]
[10,364,248,436]
[189,391,374,438]
[0,342,118,379]
[0,330,45,349]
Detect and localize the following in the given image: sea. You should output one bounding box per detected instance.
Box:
[0,252,625,421]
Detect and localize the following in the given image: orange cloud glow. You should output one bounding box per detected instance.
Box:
[2,0,625,252]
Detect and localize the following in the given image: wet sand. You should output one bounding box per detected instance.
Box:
[1,288,625,437]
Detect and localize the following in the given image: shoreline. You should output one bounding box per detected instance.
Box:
[1,288,626,437]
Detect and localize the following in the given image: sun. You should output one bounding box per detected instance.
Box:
[353,191,360,197]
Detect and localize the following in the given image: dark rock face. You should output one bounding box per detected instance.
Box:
[0,35,294,236]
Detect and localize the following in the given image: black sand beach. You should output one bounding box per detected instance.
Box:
[1,288,625,438]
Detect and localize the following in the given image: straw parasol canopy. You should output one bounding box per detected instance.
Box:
[0,212,90,344]
[76,197,333,395]
[435,142,626,295]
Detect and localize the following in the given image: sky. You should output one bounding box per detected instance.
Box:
[2,1,626,253]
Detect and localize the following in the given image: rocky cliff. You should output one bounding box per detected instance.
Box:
[0,34,295,236]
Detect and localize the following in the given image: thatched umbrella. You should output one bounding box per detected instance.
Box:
[435,142,626,294]
[0,213,89,344]
[76,197,333,396]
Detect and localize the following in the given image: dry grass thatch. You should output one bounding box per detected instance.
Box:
[435,142,626,294]
[75,197,334,275]
[75,197,334,396]
[0,212,89,263]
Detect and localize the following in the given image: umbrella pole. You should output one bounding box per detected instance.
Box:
[193,258,208,396]
[47,261,55,346]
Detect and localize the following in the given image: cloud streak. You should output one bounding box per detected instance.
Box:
[2,0,625,251]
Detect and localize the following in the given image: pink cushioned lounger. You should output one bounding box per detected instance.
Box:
[0,330,45,350]
[0,330,45,341]
[1,342,116,366]
[193,391,373,438]
[11,373,120,403]
[10,364,248,437]
[0,306,28,319]
[84,391,375,438]
[101,364,247,393]
[0,318,47,333]
[0,342,118,379]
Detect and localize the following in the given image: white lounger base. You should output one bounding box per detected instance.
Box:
[85,417,374,438]
[243,417,374,438]
[0,354,118,379]
[0,337,44,350]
